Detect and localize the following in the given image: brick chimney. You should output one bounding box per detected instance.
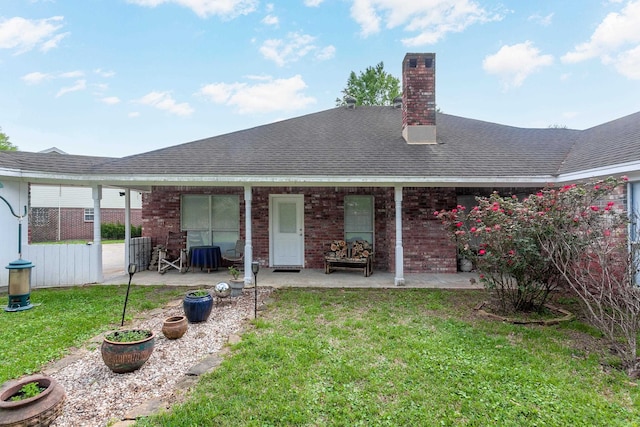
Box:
[402,53,436,144]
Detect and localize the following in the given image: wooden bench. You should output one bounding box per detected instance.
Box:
[324,240,373,277]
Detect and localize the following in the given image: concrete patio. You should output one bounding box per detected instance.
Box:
[101,266,483,290]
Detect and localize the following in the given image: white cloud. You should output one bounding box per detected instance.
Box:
[562,0,640,68]
[101,96,121,105]
[198,75,316,114]
[612,44,640,79]
[22,71,52,85]
[128,112,141,118]
[262,14,279,26]
[56,79,87,97]
[94,68,116,78]
[316,45,336,61]
[349,0,505,46]
[528,12,553,26]
[136,91,194,116]
[127,0,258,18]
[259,32,333,66]
[482,41,553,90]
[59,70,84,78]
[304,0,324,6]
[0,16,66,53]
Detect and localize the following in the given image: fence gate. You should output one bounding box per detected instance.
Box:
[129,237,151,271]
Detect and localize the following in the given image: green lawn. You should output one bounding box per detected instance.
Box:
[141,288,640,427]
[2,287,638,426]
[0,285,185,382]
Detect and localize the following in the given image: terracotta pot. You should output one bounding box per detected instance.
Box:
[162,315,188,340]
[0,374,65,427]
[183,291,213,323]
[101,329,155,374]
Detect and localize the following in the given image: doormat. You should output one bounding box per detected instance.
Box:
[273,269,301,273]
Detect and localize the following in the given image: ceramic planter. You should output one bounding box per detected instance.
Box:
[162,315,188,340]
[101,329,155,373]
[229,279,245,297]
[0,374,65,427]
[183,291,213,323]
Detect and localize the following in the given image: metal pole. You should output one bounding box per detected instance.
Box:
[120,264,137,326]
[252,261,259,319]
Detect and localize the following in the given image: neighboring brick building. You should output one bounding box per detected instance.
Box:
[29,185,142,242]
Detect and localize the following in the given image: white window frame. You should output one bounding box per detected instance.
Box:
[84,208,94,222]
[344,195,374,248]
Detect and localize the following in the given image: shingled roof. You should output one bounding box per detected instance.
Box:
[0,106,637,186]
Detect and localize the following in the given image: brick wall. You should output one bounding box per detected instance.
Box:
[29,207,142,242]
[142,185,460,273]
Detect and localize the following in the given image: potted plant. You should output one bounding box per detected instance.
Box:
[183,289,214,323]
[0,374,65,426]
[101,329,155,373]
[228,266,245,297]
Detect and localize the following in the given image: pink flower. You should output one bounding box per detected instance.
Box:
[470,227,477,233]
[455,222,463,228]
[590,206,599,212]
[479,249,486,255]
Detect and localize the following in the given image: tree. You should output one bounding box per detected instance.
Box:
[335,62,400,106]
[0,127,18,151]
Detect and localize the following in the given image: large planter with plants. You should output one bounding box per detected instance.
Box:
[183,290,213,323]
[101,329,155,374]
[0,374,65,427]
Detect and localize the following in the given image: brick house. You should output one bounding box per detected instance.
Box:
[1,52,639,286]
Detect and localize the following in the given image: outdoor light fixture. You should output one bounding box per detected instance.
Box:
[120,263,138,326]
[252,261,260,319]
[1,181,34,312]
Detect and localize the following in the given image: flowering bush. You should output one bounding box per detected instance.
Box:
[437,176,640,375]
[436,192,560,313]
[435,177,629,313]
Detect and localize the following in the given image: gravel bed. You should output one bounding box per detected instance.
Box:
[48,288,272,427]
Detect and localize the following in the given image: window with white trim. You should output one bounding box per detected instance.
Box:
[181,195,239,252]
[84,208,94,222]
[344,195,374,247]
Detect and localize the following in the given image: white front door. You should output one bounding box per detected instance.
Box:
[270,195,304,267]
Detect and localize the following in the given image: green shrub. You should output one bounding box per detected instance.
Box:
[100,222,141,239]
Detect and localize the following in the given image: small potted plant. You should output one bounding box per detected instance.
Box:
[101,329,155,373]
[228,266,245,297]
[183,289,214,323]
[0,374,66,426]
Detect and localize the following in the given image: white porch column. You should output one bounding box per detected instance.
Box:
[92,185,103,283]
[394,185,405,286]
[244,185,254,285]
[124,189,131,270]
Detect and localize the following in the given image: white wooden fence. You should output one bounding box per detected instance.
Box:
[22,243,98,288]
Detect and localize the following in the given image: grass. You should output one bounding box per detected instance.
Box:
[0,285,185,383]
[2,286,639,426]
[139,288,640,427]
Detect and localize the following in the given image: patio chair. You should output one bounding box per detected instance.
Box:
[222,239,245,269]
[158,232,188,274]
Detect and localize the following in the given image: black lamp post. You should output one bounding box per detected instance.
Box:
[120,263,138,326]
[1,181,34,312]
[251,261,259,319]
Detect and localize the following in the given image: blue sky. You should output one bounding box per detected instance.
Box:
[1,0,639,157]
